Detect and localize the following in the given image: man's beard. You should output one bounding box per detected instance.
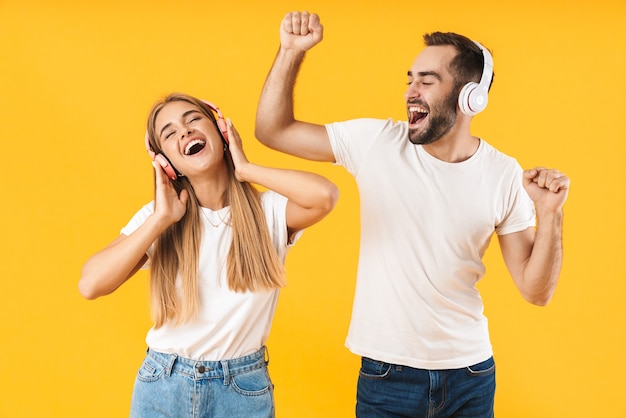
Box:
[408,90,459,145]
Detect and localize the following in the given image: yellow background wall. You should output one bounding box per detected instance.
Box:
[1,0,624,417]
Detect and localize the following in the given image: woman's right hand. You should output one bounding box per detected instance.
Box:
[153,161,189,225]
[78,161,189,300]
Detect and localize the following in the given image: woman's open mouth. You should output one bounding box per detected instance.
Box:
[184,139,206,156]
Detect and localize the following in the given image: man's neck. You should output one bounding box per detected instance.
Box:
[422,131,481,163]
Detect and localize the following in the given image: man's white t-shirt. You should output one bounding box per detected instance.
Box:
[327,118,535,369]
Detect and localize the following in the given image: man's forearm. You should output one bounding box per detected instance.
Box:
[523,208,564,305]
[255,47,306,145]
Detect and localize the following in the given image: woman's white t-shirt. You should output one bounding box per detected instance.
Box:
[121,191,300,361]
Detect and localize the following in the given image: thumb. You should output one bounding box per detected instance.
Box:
[179,189,189,206]
[523,168,537,186]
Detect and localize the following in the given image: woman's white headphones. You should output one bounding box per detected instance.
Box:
[458,41,493,116]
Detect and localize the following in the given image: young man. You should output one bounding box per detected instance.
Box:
[255,11,569,418]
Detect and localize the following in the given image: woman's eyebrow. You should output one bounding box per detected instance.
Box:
[159,122,173,138]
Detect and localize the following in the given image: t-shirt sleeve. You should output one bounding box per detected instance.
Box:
[326,118,392,175]
[119,201,155,269]
[261,190,303,263]
[496,165,536,235]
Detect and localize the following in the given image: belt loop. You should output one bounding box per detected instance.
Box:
[220,360,230,385]
[263,345,269,365]
[165,353,177,377]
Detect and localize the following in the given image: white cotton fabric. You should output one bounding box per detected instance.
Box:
[327,118,536,369]
[121,191,301,361]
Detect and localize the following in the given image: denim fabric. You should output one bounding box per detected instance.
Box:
[130,347,274,418]
[356,356,495,418]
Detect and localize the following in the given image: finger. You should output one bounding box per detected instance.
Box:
[308,13,323,34]
[523,168,537,179]
[537,170,549,188]
[544,171,560,186]
[226,117,234,133]
[152,161,165,184]
[546,173,570,193]
[300,10,310,35]
[282,12,295,34]
[529,167,570,192]
[537,169,560,189]
[527,166,549,187]
[225,118,240,142]
[291,12,302,35]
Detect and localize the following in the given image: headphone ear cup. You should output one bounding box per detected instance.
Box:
[460,40,493,116]
[200,100,229,143]
[468,86,488,115]
[458,82,479,116]
[216,117,229,143]
[154,153,178,180]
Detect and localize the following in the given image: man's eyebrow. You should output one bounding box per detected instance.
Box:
[407,70,442,81]
[158,109,202,138]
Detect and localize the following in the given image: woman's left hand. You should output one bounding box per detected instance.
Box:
[225,118,251,182]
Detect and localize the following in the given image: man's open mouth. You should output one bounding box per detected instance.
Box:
[408,106,428,124]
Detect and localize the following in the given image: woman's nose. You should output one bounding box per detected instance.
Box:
[180,128,194,139]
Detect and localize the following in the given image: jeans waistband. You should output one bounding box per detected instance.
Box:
[146,346,268,383]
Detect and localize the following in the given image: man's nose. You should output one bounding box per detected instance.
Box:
[405,82,421,100]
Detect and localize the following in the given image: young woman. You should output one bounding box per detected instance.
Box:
[79,93,338,418]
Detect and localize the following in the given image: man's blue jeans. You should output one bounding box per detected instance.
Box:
[356,356,496,418]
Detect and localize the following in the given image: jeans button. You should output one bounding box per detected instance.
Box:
[198,365,206,373]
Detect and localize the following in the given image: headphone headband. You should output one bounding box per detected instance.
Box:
[474,40,493,91]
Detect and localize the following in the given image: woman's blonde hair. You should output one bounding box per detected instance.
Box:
[145,93,286,328]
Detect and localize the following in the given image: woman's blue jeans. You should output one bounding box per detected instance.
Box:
[356,356,496,418]
[130,347,274,418]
